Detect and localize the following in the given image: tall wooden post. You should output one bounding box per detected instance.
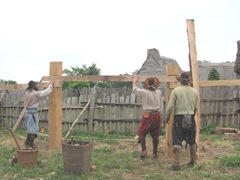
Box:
[48,62,62,150]
[165,64,179,158]
[186,19,201,158]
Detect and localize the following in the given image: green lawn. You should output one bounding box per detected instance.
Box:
[1,126,240,180]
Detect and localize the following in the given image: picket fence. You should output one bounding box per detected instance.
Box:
[0,85,240,133]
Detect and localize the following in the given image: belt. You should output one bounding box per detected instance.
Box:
[144,110,159,114]
[27,108,37,110]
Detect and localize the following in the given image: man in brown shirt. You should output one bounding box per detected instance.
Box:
[24,80,54,149]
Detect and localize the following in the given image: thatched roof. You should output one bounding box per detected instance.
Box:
[198,61,237,80]
[137,48,236,80]
[137,48,180,75]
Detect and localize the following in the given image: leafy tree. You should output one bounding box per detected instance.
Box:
[109,69,138,88]
[208,67,221,80]
[0,79,17,85]
[62,64,137,89]
[111,73,132,88]
[62,63,101,89]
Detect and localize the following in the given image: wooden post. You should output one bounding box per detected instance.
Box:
[88,86,97,132]
[48,62,62,150]
[165,64,180,158]
[186,19,201,158]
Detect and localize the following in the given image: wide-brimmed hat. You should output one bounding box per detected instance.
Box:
[26,80,38,91]
[176,72,191,84]
[144,77,160,91]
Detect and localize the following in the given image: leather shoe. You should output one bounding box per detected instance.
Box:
[171,165,180,171]
[152,154,158,159]
[140,150,147,158]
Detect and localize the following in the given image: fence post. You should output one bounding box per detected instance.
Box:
[88,86,97,132]
[165,64,179,158]
[48,61,62,150]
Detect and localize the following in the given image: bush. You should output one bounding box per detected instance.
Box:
[208,68,221,80]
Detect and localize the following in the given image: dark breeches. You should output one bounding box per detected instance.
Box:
[172,115,196,146]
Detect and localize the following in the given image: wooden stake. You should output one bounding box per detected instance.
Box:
[186,19,201,158]
[64,95,92,138]
[165,64,180,158]
[48,62,62,150]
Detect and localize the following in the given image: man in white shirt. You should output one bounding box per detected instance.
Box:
[133,77,162,159]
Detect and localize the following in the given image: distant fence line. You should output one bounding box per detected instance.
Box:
[0,85,240,133]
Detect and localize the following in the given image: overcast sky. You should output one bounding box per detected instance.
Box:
[0,0,239,84]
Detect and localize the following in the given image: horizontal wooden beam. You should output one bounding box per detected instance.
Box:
[42,75,177,83]
[0,82,51,90]
[199,80,240,87]
[170,80,240,88]
[1,76,240,90]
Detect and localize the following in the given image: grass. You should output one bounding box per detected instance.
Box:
[1,126,240,179]
[219,155,240,167]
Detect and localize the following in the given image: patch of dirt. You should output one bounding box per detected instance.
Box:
[2,133,237,162]
[2,132,239,179]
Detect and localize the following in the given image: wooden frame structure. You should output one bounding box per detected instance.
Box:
[2,62,240,154]
[0,19,239,156]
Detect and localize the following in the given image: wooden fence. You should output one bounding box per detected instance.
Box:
[0,87,146,133]
[200,86,240,127]
[0,85,240,133]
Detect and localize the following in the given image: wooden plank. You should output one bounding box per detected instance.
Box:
[216,89,223,127]
[42,75,177,83]
[208,90,215,125]
[199,80,240,87]
[187,19,201,158]
[203,88,209,125]
[0,82,50,90]
[224,100,230,127]
[88,86,97,132]
[48,62,62,150]
[233,95,239,127]
[2,77,240,91]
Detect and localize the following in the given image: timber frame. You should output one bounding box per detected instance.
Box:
[0,19,239,158]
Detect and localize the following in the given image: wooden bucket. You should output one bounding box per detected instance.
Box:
[16,148,39,167]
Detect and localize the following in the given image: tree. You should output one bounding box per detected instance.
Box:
[110,69,139,88]
[208,67,221,80]
[62,63,101,89]
[62,64,136,89]
[0,79,17,85]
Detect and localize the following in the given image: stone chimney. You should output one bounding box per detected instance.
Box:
[147,48,161,61]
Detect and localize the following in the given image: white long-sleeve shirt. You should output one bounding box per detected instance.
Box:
[133,87,162,113]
